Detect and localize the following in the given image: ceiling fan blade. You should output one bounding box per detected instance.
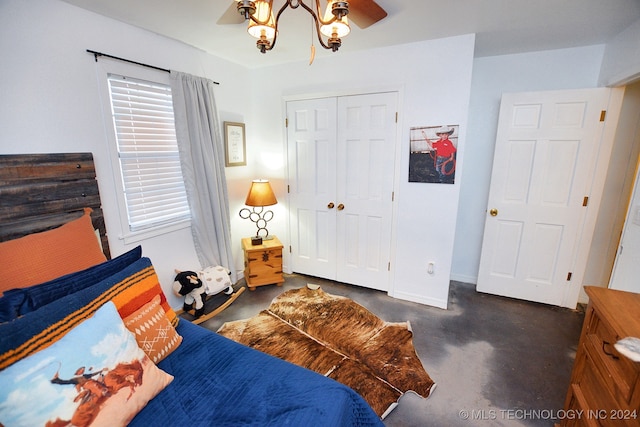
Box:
[217,2,245,25]
[348,0,388,29]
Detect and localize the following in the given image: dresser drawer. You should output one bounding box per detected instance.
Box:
[564,385,599,427]
[586,308,640,406]
[580,345,638,427]
[561,288,640,427]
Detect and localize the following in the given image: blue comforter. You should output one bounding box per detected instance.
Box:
[0,251,381,426]
[133,320,383,426]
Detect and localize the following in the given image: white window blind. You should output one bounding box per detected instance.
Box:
[107,74,190,232]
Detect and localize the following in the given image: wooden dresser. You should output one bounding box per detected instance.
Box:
[242,236,284,291]
[560,286,640,426]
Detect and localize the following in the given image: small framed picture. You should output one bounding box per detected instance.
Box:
[224,121,246,167]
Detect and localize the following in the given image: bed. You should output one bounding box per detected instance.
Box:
[0,153,383,427]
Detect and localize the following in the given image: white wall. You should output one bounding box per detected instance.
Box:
[242,36,476,309]
[599,19,640,86]
[608,84,640,294]
[1,0,474,310]
[582,83,640,289]
[451,46,606,284]
[0,0,252,309]
[4,0,637,310]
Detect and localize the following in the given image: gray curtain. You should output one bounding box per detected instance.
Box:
[170,71,236,283]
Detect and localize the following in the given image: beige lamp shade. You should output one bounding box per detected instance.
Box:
[247,0,276,40]
[245,180,277,207]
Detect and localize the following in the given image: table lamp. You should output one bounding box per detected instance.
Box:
[239,179,277,245]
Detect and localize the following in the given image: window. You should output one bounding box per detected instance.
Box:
[107,74,190,233]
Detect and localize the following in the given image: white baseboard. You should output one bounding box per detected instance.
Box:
[389,290,448,310]
[449,273,477,285]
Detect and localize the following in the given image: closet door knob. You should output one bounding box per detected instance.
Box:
[337,203,345,211]
[327,202,335,209]
[489,208,498,217]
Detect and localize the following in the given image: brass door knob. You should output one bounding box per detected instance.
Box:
[489,208,498,217]
[337,203,345,211]
[327,202,335,209]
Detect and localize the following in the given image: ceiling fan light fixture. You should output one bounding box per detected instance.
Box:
[237,0,257,19]
[235,0,378,53]
[328,0,349,19]
[320,3,350,39]
[247,0,276,40]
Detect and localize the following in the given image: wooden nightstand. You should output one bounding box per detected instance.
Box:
[242,236,284,291]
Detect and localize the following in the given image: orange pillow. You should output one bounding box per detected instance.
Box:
[0,208,107,293]
[123,295,183,363]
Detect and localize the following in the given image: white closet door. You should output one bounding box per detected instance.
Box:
[287,92,398,291]
[287,97,338,279]
[335,92,397,290]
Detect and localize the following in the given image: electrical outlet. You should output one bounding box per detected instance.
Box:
[427,262,435,275]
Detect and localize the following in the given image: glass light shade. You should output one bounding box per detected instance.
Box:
[245,180,277,207]
[247,0,276,40]
[320,1,350,38]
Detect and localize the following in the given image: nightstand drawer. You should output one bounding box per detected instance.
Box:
[245,249,282,275]
[245,247,282,266]
[246,268,283,284]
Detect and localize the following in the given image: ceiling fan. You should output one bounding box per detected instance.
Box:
[218,0,387,30]
[218,0,387,58]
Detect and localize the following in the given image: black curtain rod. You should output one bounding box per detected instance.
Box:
[86,49,220,85]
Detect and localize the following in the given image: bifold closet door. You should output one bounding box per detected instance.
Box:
[287,92,398,291]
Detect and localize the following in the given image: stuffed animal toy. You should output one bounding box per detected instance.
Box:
[197,265,233,296]
[173,270,207,318]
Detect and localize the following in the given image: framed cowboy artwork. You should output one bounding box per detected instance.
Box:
[409,124,459,184]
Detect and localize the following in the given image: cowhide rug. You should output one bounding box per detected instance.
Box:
[217,286,435,418]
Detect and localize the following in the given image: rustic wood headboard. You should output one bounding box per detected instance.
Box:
[0,153,110,258]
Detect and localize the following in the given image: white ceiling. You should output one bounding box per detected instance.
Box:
[61,0,640,68]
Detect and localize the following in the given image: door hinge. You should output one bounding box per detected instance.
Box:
[289,245,292,253]
[567,272,572,281]
[582,196,589,207]
[599,110,606,122]
[287,184,290,193]
[391,191,395,202]
[285,117,289,127]
[388,262,391,271]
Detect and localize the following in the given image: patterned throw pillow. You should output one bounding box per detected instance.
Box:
[0,302,173,427]
[0,257,178,371]
[124,295,183,363]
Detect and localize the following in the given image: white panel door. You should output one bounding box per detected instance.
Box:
[477,88,612,307]
[335,93,398,290]
[287,92,398,291]
[287,97,338,279]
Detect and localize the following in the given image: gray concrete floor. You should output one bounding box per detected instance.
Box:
[198,274,585,427]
